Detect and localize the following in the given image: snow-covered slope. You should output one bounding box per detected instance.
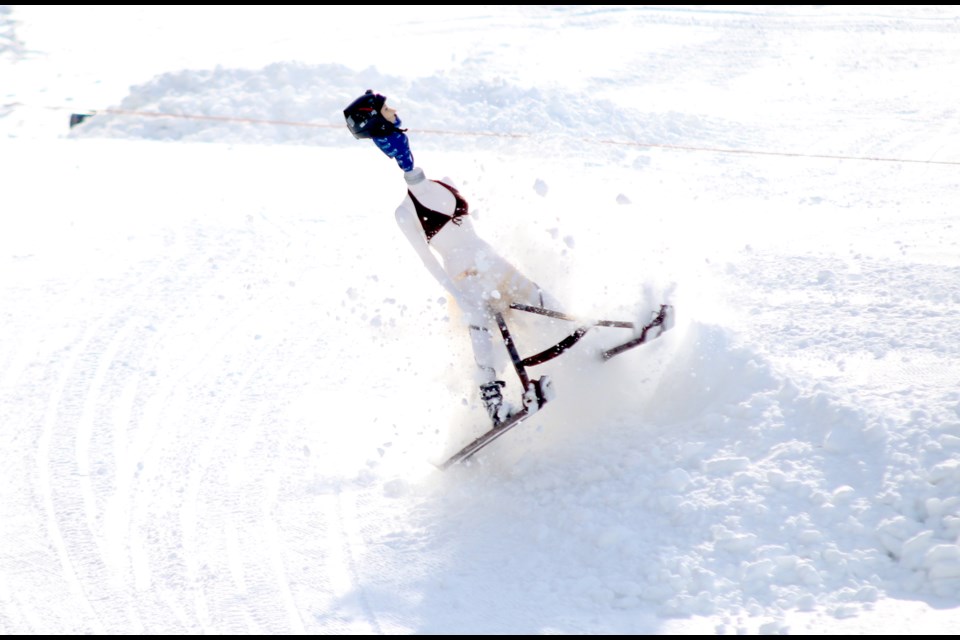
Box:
[2,5,959,635]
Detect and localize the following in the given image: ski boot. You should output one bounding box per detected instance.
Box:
[522,375,556,411]
[479,380,513,427]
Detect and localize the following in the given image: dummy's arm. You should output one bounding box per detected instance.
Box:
[395,205,464,304]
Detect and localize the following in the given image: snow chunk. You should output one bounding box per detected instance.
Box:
[832,485,856,503]
[703,456,750,474]
[711,525,758,552]
[901,531,935,570]
[940,434,960,449]
[877,516,923,558]
[929,459,960,484]
[928,561,960,580]
[798,529,823,544]
[924,544,960,570]
[758,619,788,635]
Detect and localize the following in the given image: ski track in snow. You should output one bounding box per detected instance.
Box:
[2,4,960,635]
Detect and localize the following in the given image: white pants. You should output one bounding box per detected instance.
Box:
[455,263,562,386]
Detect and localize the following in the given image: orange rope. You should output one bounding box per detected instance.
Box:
[94,107,338,129]
[43,105,958,167]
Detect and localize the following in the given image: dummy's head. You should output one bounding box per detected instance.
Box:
[343,90,402,139]
[344,89,416,172]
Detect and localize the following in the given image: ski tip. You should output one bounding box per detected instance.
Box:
[600,303,677,360]
[660,304,676,332]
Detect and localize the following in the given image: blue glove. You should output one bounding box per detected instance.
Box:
[372,117,415,172]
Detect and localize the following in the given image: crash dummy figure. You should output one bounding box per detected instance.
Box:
[344,90,565,426]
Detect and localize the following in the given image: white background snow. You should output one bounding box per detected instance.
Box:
[2,5,960,635]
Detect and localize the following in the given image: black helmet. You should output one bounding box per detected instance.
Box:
[343,89,400,139]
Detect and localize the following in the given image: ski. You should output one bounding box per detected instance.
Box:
[437,304,673,470]
[509,302,676,363]
[437,375,554,470]
[601,304,674,360]
[436,405,537,470]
